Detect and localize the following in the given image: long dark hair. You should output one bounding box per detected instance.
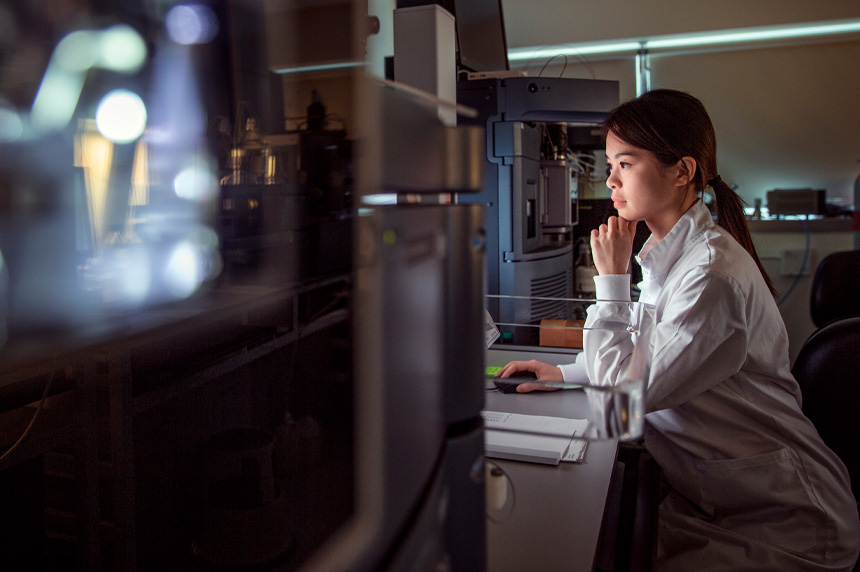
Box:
[602,89,776,296]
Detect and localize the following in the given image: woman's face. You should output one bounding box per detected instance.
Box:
[604,130,694,240]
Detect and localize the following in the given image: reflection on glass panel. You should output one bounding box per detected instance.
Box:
[1,1,359,570]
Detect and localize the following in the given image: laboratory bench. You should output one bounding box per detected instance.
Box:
[484,388,618,572]
[485,345,658,572]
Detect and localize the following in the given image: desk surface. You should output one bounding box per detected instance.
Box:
[485,348,618,572]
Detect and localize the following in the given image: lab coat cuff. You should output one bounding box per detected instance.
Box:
[558,362,589,383]
[594,274,631,302]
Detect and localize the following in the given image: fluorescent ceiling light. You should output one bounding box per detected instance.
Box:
[509,41,641,61]
[649,19,860,49]
[273,61,363,75]
[508,18,860,62]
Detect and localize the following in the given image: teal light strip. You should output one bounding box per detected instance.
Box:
[508,18,860,63]
[272,61,363,75]
[649,19,860,49]
[508,41,640,62]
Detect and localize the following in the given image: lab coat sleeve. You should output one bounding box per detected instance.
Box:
[582,288,639,390]
[579,274,638,388]
[558,354,589,383]
[585,269,749,413]
[558,274,631,384]
[643,270,748,411]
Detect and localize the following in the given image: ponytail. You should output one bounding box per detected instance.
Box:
[709,178,777,297]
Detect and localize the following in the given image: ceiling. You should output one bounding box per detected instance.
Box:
[500,0,860,49]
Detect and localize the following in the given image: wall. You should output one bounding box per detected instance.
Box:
[751,221,854,365]
[502,0,860,47]
[648,39,860,207]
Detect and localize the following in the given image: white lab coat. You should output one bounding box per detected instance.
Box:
[559,200,860,571]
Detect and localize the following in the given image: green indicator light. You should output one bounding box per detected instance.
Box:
[382,230,396,245]
[485,366,502,376]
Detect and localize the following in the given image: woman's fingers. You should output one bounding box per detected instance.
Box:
[591,217,637,275]
[514,382,559,393]
[496,360,562,379]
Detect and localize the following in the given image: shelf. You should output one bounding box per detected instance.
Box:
[748,217,853,233]
[132,308,349,416]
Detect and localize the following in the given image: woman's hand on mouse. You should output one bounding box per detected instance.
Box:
[591,216,637,275]
[495,359,563,393]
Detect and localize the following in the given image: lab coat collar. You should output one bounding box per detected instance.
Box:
[636,200,713,288]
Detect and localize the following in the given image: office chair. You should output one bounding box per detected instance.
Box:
[797,249,860,493]
[809,250,860,327]
[797,251,860,570]
[792,316,860,498]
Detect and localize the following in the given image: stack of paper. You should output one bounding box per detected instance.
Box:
[482,411,589,465]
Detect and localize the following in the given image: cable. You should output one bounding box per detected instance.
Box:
[0,367,58,463]
[485,460,516,523]
[324,114,347,130]
[538,54,568,77]
[571,152,608,184]
[777,219,810,308]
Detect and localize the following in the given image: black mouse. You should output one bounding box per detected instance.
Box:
[509,370,538,378]
[493,371,537,393]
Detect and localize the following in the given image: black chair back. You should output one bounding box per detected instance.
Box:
[792,316,860,496]
[810,251,860,328]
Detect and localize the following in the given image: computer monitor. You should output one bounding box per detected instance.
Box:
[395,0,510,73]
[453,0,510,72]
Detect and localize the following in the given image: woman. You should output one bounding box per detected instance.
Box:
[497,89,860,570]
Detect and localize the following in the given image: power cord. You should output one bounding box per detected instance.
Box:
[777,219,810,308]
[0,367,57,463]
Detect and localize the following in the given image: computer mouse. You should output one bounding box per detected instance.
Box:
[493,371,537,393]
[508,370,538,379]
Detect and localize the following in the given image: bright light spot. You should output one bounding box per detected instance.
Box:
[166,4,219,45]
[30,25,146,134]
[196,226,220,249]
[30,70,86,132]
[118,248,151,304]
[96,90,147,143]
[191,227,223,281]
[164,241,202,299]
[55,30,99,71]
[0,106,24,142]
[362,193,397,205]
[174,165,218,201]
[98,25,147,72]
